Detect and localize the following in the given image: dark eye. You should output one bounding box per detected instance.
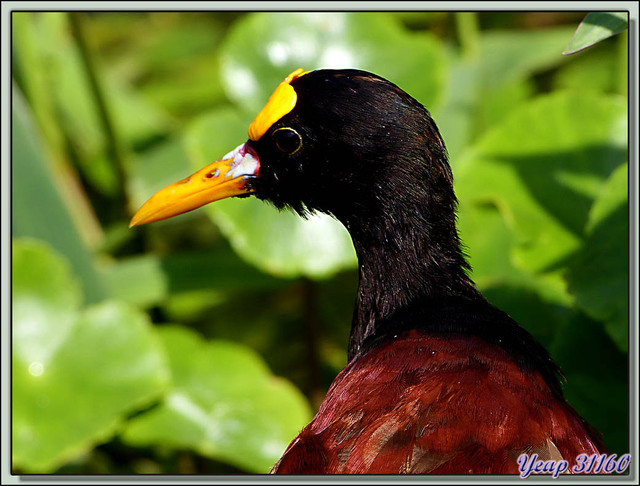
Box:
[273,127,302,155]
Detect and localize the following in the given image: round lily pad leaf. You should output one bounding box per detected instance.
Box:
[12,238,82,366]
[219,12,447,114]
[12,239,169,472]
[121,325,313,473]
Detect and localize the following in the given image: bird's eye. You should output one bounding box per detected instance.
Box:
[272,127,303,155]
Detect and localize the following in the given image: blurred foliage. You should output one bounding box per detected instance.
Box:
[11,10,630,474]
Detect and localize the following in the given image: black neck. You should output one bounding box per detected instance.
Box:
[342,195,481,360]
[339,196,564,399]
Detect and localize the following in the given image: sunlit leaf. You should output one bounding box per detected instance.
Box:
[219,12,447,114]
[564,12,628,55]
[458,201,572,307]
[121,326,312,473]
[12,239,82,365]
[436,26,576,161]
[455,91,627,273]
[12,240,169,472]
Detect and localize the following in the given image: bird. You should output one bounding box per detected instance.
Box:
[130,68,606,474]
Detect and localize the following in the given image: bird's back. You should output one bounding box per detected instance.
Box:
[272,329,603,474]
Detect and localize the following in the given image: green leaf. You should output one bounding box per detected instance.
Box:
[12,239,82,365]
[100,247,285,308]
[211,199,357,279]
[478,26,576,86]
[553,48,618,94]
[121,326,312,473]
[127,136,193,209]
[478,78,535,136]
[12,88,106,304]
[564,12,629,55]
[455,92,627,273]
[12,239,169,472]
[137,51,226,118]
[458,201,575,347]
[550,314,628,453]
[12,13,66,158]
[104,74,174,149]
[458,201,572,307]
[436,26,575,160]
[566,163,628,351]
[183,108,357,278]
[219,12,448,114]
[112,16,228,118]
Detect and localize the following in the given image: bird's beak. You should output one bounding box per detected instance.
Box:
[129,142,260,227]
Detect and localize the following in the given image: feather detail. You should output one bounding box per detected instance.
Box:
[273,330,604,474]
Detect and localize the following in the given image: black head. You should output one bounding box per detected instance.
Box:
[247,69,455,232]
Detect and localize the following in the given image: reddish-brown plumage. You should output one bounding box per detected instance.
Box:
[273,330,603,474]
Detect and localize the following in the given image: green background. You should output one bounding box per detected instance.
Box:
[11,11,629,474]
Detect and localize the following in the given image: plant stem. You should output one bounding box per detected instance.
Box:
[455,12,480,59]
[68,12,129,212]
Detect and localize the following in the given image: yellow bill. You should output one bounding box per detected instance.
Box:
[129,142,260,227]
